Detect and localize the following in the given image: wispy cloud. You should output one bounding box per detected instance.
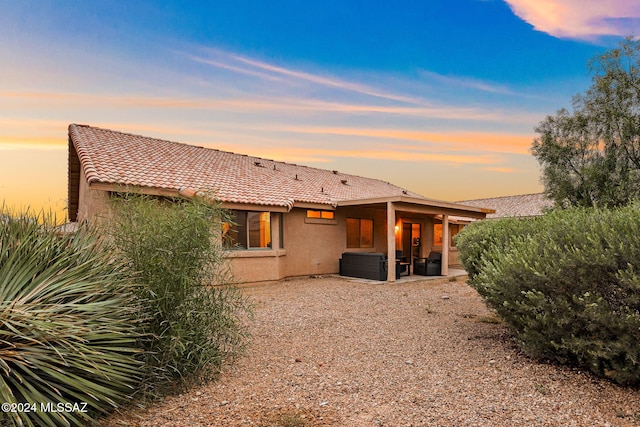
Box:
[2,90,540,125]
[504,0,640,40]
[183,47,460,106]
[0,139,66,150]
[224,51,422,104]
[481,166,517,173]
[418,70,519,96]
[181,53,286,82]
[249,145,500,166]
[268,125,534,155]
[0,118,69,149]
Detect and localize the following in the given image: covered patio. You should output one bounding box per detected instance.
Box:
[337,195,493,282]
[335,266,469,285]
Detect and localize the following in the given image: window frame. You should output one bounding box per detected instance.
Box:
[433,222,464,248]
[306,209,335,220]
[346,217,374,248]
[223,210,273,250]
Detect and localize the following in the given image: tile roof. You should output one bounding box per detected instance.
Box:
[457,193,553,219]
[69,124,430,209]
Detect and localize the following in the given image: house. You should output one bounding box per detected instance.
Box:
[457,193,553,219]
[67,124,493,282]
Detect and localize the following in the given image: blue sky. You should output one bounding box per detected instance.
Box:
[1,0,638,218]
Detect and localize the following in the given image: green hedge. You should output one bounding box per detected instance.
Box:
[455,206,640,386]
[455,216,537,281]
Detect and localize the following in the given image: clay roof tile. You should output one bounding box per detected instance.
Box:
[69,124,429,208]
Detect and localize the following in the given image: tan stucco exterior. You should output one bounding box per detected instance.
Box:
[71,158,487,283]
[225,204,467,283]
[75,169,109,224]
[74,186,476,283]
[226,206,391,282]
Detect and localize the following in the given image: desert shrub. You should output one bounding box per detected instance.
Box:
[106,193,252,396]
[0,209,142,427]
[454,216,538,280]
[457,207,640,386]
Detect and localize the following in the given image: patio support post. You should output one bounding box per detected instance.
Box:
[387,201,396,282]
[441,214,449,276]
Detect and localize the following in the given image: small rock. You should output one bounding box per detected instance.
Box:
[441,295,451,300]
[295,358,302,363]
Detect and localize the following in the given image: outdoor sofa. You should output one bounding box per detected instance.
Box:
[339,252,401,281]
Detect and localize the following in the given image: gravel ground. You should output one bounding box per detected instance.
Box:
[103,275,640,427]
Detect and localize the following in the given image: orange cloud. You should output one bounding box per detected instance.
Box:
[265,125,534,155]
[249,145,499,166]
[0,136,66,150]
[505,0,640,39]
[2,90,539,125]
[481,167,517,173]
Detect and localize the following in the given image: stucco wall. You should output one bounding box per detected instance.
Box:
[228,206,391,282]
[73,163,461,283]
[76,171,109,224]
[226,212,287,283]
[282,208,344,277]
[226,249,287,283]
[223,207,462,283]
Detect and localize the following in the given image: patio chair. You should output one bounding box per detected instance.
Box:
[413,252,442,276]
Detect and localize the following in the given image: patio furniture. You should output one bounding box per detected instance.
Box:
[339,252,401,280]
[396,250,410,276]
[413,252,442,276]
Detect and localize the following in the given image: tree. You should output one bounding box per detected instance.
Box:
[532,38,640,208]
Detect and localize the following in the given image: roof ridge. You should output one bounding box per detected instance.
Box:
[71,123,210,151]
[458,192,546,203]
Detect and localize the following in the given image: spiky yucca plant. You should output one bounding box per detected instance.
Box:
[0,211,142,427]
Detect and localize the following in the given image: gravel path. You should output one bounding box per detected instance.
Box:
[103,276,640,426]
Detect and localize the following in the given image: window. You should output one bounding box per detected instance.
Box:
[347,218,373,248]
[306,210,335,219]
[433,223,465,247]
[450,224,463,245]
[434,223,443,246]
[278,213,284,249]
[223,210,272,249]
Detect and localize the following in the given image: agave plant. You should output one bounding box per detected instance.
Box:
[0,211,142,427]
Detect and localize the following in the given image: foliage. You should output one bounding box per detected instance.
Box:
[0,208,142,427]
[456,207,640,386]
[106,193,252,396]
[532,37,640,208]
[454,216,538,280]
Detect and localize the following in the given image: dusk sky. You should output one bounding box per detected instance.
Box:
[1,1,639,219]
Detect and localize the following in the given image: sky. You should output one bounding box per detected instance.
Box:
[1,0,639,220]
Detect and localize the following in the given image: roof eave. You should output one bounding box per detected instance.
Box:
[336,195,494,217]
[90,182,295,212]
